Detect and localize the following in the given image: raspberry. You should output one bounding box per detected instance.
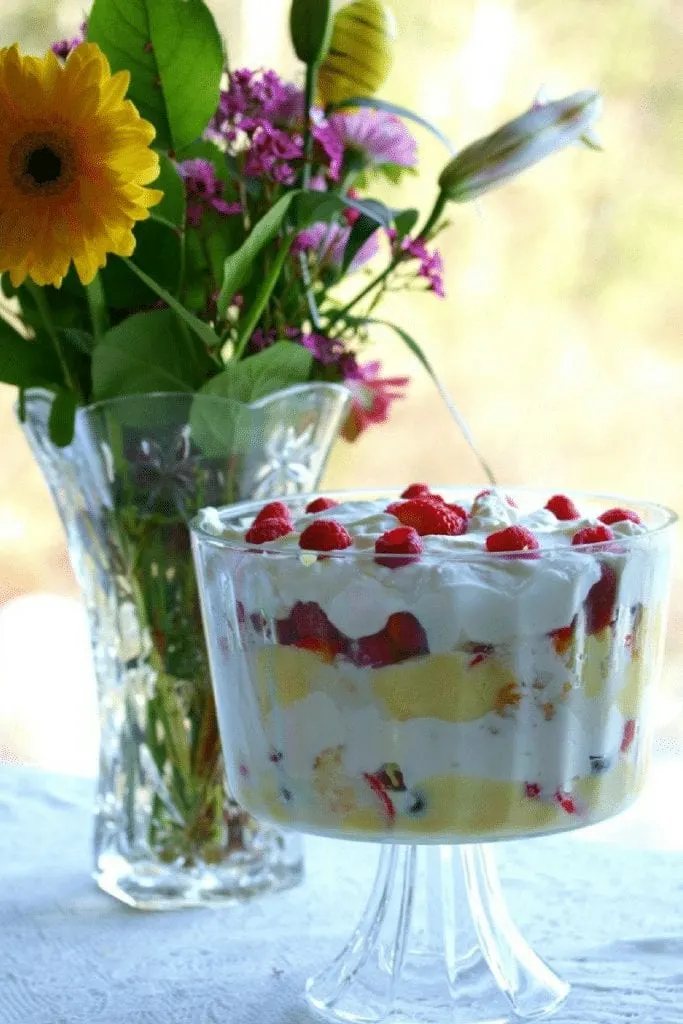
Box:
[386,611,429,658]
[445,501,469,520]
[620,718,636,753]
[485,525,539,555]
[305,496,340,514]
[475,489,518,508]
[400,483,431,499]
[525,782,542,799]
[245,517,292,544]
[468,644,494,668]
[584,563,618,634]
[554,789,578,815]
[394,498,467,537]
[598,507,642,526]
[253,501,292,525]
[362,772,395,823]
[299,519,352,552]
[290,601,341,642]
[571,524,614,547]
[275,617,297,645]
[350,630,396,668]
[545,494,580,521]
[375,526,423,568]
[550,622,575,656]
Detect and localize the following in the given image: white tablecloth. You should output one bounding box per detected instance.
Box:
[2,765,683,1024]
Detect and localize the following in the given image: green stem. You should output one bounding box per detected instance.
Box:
[302,62,318,189]
[327,261,396,329]
[85,273,109,343]
[417,190,448,242]
[26,281,79,397]
[299,62,323,328]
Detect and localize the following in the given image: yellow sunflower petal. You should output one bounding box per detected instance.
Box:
[0,41,164,287]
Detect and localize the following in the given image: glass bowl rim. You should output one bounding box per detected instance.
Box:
[189,485,678,561]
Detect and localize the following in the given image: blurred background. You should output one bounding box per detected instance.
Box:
[0,0,681,791]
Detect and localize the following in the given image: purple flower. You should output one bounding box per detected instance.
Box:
[218,68,291,125]
[177,159,241,228]
[270,83,306,125]
[390,233,446,298]
[248,328,278,353]
[330,110,418,168]
[242,123,303,185]
[293,221,379,272]
[300,333,346,366]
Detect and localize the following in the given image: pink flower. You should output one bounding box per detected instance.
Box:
[330,110,418,168]
[293,221,379,272]
[311,116,344,181]
[177,159,241,227]
[340,360,410,441]
[390,233,446,298]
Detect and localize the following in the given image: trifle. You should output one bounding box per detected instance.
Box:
[191,486,675,1024]
[191,486,673,844]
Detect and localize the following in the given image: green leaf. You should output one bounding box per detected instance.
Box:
[153,152,186,227]
[91,308,213,400]
[393,208,419,239]
[217,191,300,316]
[101,219,181,309]
[234,241,294,357]
[48,390,78,447]
[87,0,224,154]
[365,317,498,484]
[342,195,394,228]
[121,259,220,352]
[342,215,380,273]
[0,316,64,389]
[363,317,437,379]
[328,96,455,154]
[295,191,344,228]
[199,342,313,404]
[290,0,333,65]
[60,328,96,356]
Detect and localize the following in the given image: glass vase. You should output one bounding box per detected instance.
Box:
[19,383,350,909]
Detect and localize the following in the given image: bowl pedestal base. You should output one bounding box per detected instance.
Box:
[306,843,569,1024]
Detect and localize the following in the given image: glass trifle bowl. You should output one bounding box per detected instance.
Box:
[190,486,676,1024]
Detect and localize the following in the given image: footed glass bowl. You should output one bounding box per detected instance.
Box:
[191,488,676,1024]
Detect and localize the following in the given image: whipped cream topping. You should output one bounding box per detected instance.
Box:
[198,491,664,647]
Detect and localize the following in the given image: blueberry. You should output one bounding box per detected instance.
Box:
[589,755,611,775]
[279,787,293,803]
[407,791,426,816]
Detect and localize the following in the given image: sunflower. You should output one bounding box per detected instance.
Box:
[0,42,163,288]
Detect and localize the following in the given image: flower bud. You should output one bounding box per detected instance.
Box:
[438,90,602,202]
[290,0,333,67]
[318,0,396,107]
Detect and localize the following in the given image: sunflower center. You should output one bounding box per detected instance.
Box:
[25,145,62,185]
[10,130,75,197]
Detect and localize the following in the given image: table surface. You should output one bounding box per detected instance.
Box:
[2,765,683,1024]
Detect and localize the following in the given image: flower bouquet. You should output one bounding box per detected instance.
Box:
[0,0,600,906]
